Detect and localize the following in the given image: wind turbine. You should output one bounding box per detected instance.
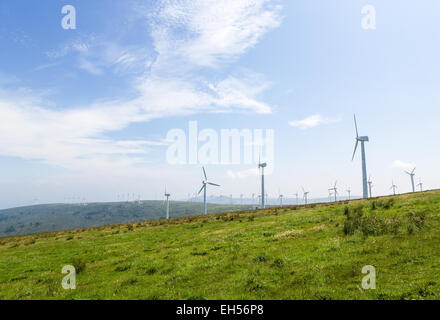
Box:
[417,178,423,192]
[294,192,299,205]
[328,181,338,202]
[368,176,373,198]
[346,188,351,200]
[351,114,370,199]
[328,190,333,202]
[278,189,284,207]
[302,187,310,205]
[164,189,171,220]
[198,167,220,215]
[405,168,416,193]
[258,160,267,209]
[390,180,398,196]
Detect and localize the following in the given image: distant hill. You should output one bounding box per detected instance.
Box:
[0,201,247,237]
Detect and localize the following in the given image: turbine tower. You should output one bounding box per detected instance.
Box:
[346,188,351,200]
[164,189,171,220]
[294,192,299,205]
[328,181,338,202]
[405,168,416,193]
[368,176,373,198]
[390,180,398,196]
[352,114,369,199]
[302,187,310,205]
[258,160,267,208]
[198,167,220,215]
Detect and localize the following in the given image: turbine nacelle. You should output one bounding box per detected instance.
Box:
[357,136,369,142]
[405,167,416,176]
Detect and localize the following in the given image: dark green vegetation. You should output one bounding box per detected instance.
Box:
[0,201,247,237]
[0,191,439,300]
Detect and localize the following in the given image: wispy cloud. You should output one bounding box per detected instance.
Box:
[392,160,416,170]
[227,168,259,180]
[1,0,282,171]
[288,114,341,130]
[149,0,282,69]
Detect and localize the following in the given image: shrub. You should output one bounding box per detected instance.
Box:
[407,210,426,230]
[272,258,285,268]
[343,205,363,235]
[114,264,131,272]
[72,258,86,274]
[382,198,395,209]
[145,266,158,275]
[24,238,36,246]
[343,204,404,236]
[253,254,267,263]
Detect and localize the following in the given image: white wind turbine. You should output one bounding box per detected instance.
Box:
[328,190,333,202]
[368,176,373,198]
[278,189,284,207]
[352,114,370,199]
[346,188,351,200]
[164,188,171,220]
[302,187,310,205]
[390,180,398,196]
[417,178,423,192]
[328,181,338,202]
[405,167,416,193]
[198,167,220,215]
[258,159,267,209]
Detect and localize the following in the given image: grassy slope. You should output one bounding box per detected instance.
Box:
[0,190,439,300]
[0,201,247,237]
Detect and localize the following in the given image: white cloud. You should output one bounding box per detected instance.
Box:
[288,114,341,130]
[227,168,259,180]
[392,160,416,170]
[0,0,282,172]
[149,0,282,68]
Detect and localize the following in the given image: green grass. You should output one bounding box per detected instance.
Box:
[0,190,439,300]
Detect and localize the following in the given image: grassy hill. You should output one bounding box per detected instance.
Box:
[0,190,439,300]
[0,201,247,238]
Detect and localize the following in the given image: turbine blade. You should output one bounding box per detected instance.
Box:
[198,185,205,195]
[351,140,359,161]
[202,167,207,180]
[208,182,220,187]
[354,114,359,138]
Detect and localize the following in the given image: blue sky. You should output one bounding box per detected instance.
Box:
[1,0,439,209]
